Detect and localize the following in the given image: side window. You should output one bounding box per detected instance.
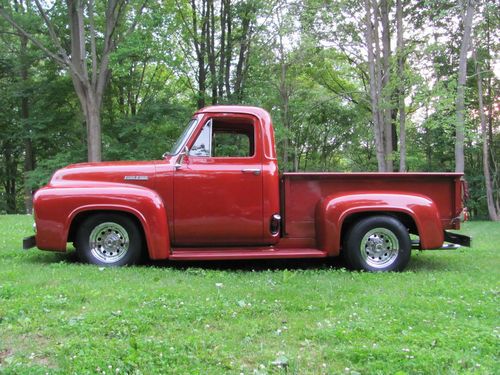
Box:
[213,121,254,158]
[189,118,255,158]
[190,120,212,156]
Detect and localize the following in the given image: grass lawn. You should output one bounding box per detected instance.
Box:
[0,216,498,374]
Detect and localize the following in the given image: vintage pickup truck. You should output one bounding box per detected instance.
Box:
[23,105,470,271]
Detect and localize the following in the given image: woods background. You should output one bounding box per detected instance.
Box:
[0,0,498,219]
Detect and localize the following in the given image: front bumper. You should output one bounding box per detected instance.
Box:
[23,235,36,250]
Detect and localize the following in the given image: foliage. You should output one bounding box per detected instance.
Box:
[0,215,498,373]
[0,0,498,217]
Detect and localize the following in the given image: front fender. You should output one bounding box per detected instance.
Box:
[315,193,444,256]
[33,182,170,260]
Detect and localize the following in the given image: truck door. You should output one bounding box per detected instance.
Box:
[173,114,264,246]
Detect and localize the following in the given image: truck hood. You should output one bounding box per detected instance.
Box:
[49,161,157,187]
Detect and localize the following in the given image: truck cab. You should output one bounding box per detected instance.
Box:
[165,106,280,247]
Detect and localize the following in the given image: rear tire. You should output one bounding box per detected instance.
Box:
[342,216,411,272]
[75,213,143,266]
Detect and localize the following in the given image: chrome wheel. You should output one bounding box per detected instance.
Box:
[360,227,399,269]
[89,222,129,264]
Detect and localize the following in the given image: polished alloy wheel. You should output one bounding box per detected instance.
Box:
[89,222,130,263]
[360,227,399,269]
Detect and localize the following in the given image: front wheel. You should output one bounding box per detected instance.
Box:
[75,213,143,266]
[342,216,411,272]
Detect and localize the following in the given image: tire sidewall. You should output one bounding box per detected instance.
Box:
[343,216,411,272]
[76,213,143,266]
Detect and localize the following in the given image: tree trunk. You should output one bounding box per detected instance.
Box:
[224,0,232,97]
[3,142,18,213]
[474,50,498,220]
[15,0,35,213]
[279,53,289,172]
[234,7,251,101]
[396,0,406,172]
[365,0,385,171]
[380,0,393,171]
[207,0,217,104]
[21,44,34,212]
[196,0,207,109]
[218,0,226,99]
[83,93,102,163]
[455,0,474,173]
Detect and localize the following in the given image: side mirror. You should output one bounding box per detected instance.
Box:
[175,146,189,169]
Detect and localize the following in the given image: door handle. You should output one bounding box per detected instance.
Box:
[241,168,261,175]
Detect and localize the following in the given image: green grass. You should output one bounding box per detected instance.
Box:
[0,216,498,374]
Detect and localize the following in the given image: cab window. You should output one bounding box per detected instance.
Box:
[190,118,255,158]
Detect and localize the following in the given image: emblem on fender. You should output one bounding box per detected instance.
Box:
[124,176,149,181]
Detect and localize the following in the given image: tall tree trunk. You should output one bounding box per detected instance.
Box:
[224,0,232,98]
[15,0,35,212]
[380,0,393,171]
[455,0,474,173]
[207,0,217,104]
[474,50,498,220]
[196,0,207,109]
[234,7,252,101]
[3,142,18,213]
[396,0,406,172]
[365,0,385,171]
[278,39,289,172]
[21,37,34,212]
[218,0,226,99]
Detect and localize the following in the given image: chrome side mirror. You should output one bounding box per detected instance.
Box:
[175,146,189,169]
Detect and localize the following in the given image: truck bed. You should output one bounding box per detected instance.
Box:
[282,172,463,245]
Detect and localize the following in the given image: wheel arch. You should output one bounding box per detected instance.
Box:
[68,209,145,247]
[339,211,417,254]
[66,204,170,260]
[33,183,171,260]
[315,193,444,256]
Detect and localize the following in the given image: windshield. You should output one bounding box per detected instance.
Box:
[167,117,199,156]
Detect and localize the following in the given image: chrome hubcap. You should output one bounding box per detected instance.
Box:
[360,227,399,268]
[89,222,129,263]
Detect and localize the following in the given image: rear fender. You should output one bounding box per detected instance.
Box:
[315,193,443,256]
[34,183,170,259]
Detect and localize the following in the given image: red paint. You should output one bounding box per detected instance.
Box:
[30,106,467,262]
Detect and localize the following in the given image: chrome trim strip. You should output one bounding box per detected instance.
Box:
[124,176,149,181]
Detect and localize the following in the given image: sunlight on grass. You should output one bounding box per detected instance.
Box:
[0,215,498,374]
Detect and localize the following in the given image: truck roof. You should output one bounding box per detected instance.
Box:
[196,105,271,118]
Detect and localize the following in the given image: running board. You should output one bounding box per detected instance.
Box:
[170,247,327,261]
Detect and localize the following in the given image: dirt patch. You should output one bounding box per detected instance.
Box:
[0,348,14,364]
[0,333,57,369]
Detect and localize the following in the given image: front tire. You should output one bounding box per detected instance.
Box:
[75,213,143,266]
[342,216,411,272]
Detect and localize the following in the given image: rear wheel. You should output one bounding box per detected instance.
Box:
[342,216,411,272]
[75,213,143,266]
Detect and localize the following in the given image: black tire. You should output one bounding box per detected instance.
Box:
[342,216,411,272]
[75,213,143,266]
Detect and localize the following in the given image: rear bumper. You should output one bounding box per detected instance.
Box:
[23,235,36,250]
[444,231,471,247]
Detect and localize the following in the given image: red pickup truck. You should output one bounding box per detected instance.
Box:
[24,106,470,271]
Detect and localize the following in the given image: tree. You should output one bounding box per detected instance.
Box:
[474,49,498,221]
[174,0,258,107]
[364,0,386,171]
[0,0,146,162]
[396,0,406,172]
[455,0,474,172]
